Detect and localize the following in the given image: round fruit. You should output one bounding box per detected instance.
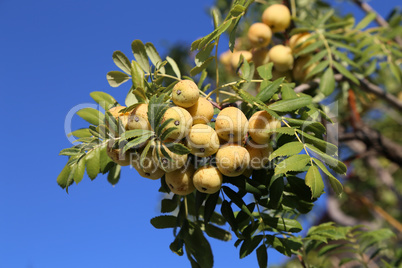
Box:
[262,4,291,33]
[216,144,250,177]
[132,149,165,180]
[219,49,233,70]
[292,55,318,82]
[186,97,214,124]
[193,165,223,194]
[215,107,248,143]
[247,22,272,48]
[154,142,188,173]
[165,164,195,195]
[252,48,270,67]
[186,124,220,157]
[161,107,193,140]
[127,103,151,131]
[248,110,281,145]
[246,140,272,170]
[289,32,314,55]
[172,80,200,108]
[268,45,294,72]
[231,50,253,69]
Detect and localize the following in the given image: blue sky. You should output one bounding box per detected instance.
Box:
[0,0,398,267]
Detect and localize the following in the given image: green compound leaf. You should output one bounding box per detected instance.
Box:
[305,165,325,199]
[106,71,130,87]
[269,141,304,161]
[90,91,118,110]
[320,68,335,97]
[268,96,312,112]
[256,244,268,268]
[275,154,311,175]
[112,50,131,74]
[131,39,150,72]
[166,56,181,79]
[150,215,178,229]
[76,107,104,126]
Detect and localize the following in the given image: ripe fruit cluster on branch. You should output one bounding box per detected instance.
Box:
[106,79,281,195]
[220,4,318,83]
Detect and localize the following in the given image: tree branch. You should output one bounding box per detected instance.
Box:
[294,74,402,113]
[339,125,402,166]
[352,0,402,47]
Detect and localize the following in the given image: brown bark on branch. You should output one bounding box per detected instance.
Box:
[339,125,402,166]
[294,74,402,113]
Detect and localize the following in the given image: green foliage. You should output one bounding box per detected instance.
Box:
[57,0,402,267]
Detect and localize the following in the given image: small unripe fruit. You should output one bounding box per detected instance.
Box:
[132,150,165,180]
[186,124,220,157]
[268,45,294,72]
[154,143,188,173]
[231,50,253,69]
[247,22,272,48]
[165,164,195,195]
[127,103,151,131]
[289,32,314,55]
[216,144,250,177]
[193,165,223,194]
[186,97,214,124]
[292,55,318,82]
[172,80,200,108]
[248,110,281,145]
[162,107,193,140]
[252,48,270,67]
[246,140,272,169]
[215,107,249,143]
[262,4,291,33]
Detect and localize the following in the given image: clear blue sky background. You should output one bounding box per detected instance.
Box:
[0,1,397,267]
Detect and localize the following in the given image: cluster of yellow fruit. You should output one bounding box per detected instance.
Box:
[220,3,317,83]
[105,80,281,196]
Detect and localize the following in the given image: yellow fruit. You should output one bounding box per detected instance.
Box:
[193,165,223,194]
[262,4,291,33]
[219,50,233,70]
[186,124,220,157]
[268,45,294,72]
[132,149,165,180]
[246,140,272,170]
[154,143,188,173]
[231,50,253,69]
[161,107,193,140]
[216,144,250,177]
[292,55,318,82]
[248,110,281,145]
[172,80,200,108]
[127,103,151,131]
[289,32,314,55]
[165,164,195,195]
[247,22,272,48]
[215,107,249,143]
[186,97,214,124]
[252,48,270,67]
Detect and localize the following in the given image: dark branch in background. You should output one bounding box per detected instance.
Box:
[352,0,402,47]
[294,74,402,113]
[339,124,402,166]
